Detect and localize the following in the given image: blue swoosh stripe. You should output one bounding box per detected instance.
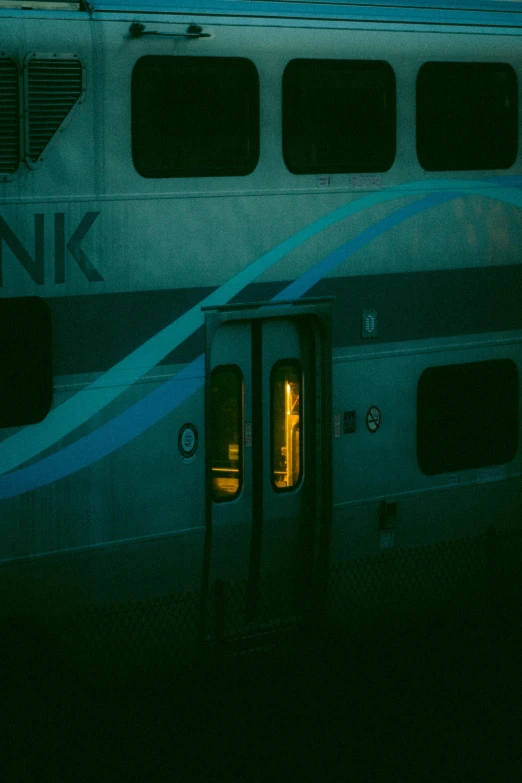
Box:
[1,176,513,477]
[0,187,500,500]
[273,192,456,301]
[1,180,521,491]
[0,186,408,476]
[0,356,205,501]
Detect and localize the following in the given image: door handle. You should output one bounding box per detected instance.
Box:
[129,22,211,39]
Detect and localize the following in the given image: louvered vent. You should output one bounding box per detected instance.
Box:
[25,56,82,165]
[0,58,20,174]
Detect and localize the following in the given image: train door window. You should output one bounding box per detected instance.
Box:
[271,360,303,491]
[416,62,518,171]
[209,366,243,502]
[282,59,396,174]
[132,56,260,178]
[0,57,20,175]
[417,359,519,475]
[0,297,52,427]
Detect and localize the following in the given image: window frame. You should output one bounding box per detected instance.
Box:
[0,296,53,428]
[416,61,518,172]
[131,55,260,179]
[282,57,397,175]
[416,358,519,476]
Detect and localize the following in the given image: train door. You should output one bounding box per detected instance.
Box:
[203,300,331,632]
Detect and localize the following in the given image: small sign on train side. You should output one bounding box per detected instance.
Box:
[366,406,381,433]
[178,423,198,462]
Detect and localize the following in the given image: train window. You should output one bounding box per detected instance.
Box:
[0,297,52,427]
[271,360,302,491]
[416,62,518,171]
[132,56,259,178]
[282,59,396,175]
[417,359,519,476]
[209,366,243,502]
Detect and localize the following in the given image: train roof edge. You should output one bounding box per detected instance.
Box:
[0,0,80,8]
[85,0,522,22]
[2,0,522,24]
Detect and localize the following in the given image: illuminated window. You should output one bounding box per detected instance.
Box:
[271,361,302,491]
[210,366,243,502]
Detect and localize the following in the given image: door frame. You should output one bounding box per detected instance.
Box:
[200,297,332,639]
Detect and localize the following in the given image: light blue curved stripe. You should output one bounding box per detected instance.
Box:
[1,184,521,499]
[273,191,457,301]
[0,194,444,499]
[0,186,399,476]
[0,356,205,501]
[0,177,521,478]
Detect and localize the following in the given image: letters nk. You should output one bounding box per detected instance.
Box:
[0,212,103,286]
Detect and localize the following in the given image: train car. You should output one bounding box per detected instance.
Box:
[1,0,521,641]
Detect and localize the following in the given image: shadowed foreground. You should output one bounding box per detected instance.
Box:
[3,598,521,783]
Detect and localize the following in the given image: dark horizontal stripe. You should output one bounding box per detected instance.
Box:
[309,265,522,349]
[49,286,214,376]
[47,265,522,376]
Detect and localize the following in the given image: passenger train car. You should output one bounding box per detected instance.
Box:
[1,0,521,635]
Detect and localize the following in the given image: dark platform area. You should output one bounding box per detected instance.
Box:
[3,598,521,783]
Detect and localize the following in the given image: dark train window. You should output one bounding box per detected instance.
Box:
[132,56,259,178]
[209,366,243,502]
[416,62,518,171]
[0,297,52,427]
[417,359,519,476]
[271,360,302,491]
[283,59,396,174]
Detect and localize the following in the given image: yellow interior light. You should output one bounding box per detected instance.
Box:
[271,364,302,490]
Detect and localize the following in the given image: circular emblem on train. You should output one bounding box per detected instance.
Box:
[178,423,198,461]
[366,406,381,433]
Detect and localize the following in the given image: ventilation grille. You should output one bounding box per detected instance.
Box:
[26,57,82,164]
[0,58,20,174]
